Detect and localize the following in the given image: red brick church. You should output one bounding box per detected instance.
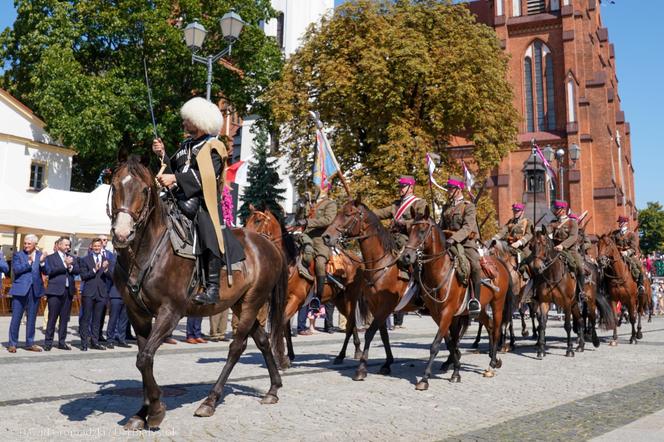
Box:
[463,0,636,235]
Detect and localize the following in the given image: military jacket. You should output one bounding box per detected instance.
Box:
[305,197,338,237]
[547,217,579,250]
[374,196,428,235]
[439,198,479,248]
[610,229,639,254]
[495,217,533,245]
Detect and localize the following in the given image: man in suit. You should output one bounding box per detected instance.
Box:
[79,238,111,351]
[0,252,8,277]
[7,234,45,353]
[43,237,79,351]
[104,246,129,348]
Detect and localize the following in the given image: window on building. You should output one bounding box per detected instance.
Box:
[276,12,285,50]
[496,0,504,16]
[566,79,576,123]
[527,0,545,15]
[527,171,546,193]
[550,0,560,11]
[29,162,45,190]
[513,0,522,17]
[524,41,556,132]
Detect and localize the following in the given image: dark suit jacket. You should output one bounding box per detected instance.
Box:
[0,254,8,277]
[103,250,121,299]
[44,252,80,296]
[79,253,110,300]
[8,250,45,297]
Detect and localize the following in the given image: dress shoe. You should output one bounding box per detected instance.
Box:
[298,329,313,336]
[80,346,88,352]
[99,337,107,343]
[7,346,17,353]
[106,342,115,349]
[163,337,177,345]
[185,338,199,344]
[25,345,43,352]
[44,344,53,351]
[116,342,131,348]
[195,338,208,344]
[58,344,72,350]
[91,343,106,350]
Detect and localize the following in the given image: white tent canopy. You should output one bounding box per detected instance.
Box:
[0,184,111,237]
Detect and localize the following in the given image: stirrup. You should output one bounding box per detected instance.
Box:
[468,298,481,318]
[308,297,321,313]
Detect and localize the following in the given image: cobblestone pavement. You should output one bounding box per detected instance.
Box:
[1,313,663,441]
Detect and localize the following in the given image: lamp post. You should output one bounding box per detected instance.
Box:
[542,143,581,203]
[183,12,245,101]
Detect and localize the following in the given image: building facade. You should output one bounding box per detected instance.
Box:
[466,0,636,235]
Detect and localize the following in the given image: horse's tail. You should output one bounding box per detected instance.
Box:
[498,257,517,327]
[357,292,370,325]
[595,283,616,331]
[269,253,289,359]
[457,315,471,339]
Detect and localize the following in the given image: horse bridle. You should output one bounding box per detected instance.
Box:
[250,211,282,242]
[403,219,448,265]
[106,181,154,233]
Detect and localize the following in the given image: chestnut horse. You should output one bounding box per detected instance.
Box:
[528,230,584,358]
[400,210,514,389]
[322,200,417,381]
[110,157,287,430]
[597,234,641,345]
[245,208,364,364]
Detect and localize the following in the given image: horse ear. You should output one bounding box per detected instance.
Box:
[117,148,129,165]
[140,150,151,167]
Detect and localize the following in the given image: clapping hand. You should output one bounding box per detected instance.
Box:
[102,260,109,271]
[64,256,74,266]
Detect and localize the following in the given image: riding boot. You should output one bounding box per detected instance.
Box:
[309,275,326,313]
[576,269,586,306]
[638,273,645,295]
[193,253,221,305]
[469,274,482,319]
[298,245,315,281]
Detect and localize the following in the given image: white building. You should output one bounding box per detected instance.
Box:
[234,0,334,221]
[0,89,75,193]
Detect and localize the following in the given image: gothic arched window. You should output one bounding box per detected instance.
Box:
[524,41,556,132]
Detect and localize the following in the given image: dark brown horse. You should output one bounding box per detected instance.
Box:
[322,200,417,381]
[580,257,615,347]
[109,157,287,430]
[245,208,364,364]
[597,234,641,345]
[528,230,584,358]
[400,209,514,389]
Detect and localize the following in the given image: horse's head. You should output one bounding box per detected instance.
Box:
[597,234,617,269]
[109,155,157,248]
[401,206,438,266]
[529,228,553,275]
[245,208,281,240]
[322,198,366,247]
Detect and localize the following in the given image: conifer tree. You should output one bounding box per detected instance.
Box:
[238,123,286,223]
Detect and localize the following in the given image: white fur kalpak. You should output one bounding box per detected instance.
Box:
[180,97,223,136]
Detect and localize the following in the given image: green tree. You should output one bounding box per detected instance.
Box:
[1,0,283,190]
[638,202,664,255]
[267,0,519,209]
[238,121,286,223]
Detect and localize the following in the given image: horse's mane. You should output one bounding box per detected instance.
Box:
[357,202,397,252]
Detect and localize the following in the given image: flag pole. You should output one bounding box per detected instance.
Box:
[310,112,351,197]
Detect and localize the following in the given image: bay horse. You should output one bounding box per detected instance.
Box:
[400,209,514,390]
[322,199,417,381]
[528,230,584,358]
[110,156,287,430]
[245,208,364,364]
[597,234,641,345]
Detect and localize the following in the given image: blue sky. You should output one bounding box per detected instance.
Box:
[2,1,662,208]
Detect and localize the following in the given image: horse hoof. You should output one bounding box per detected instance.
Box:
[471,342,479,349]
[592,336,600,348]
[609,340,618,347]
[415,381,429,391]
[499,346,509,354]
[576,345,584,352]
[278,360,291,370]
[522,330,529,337]
[495,359,503,369]
[378,366,391,376]
[146,403,166,428]
[471,349,481,355]
[483,369,495,378]
[353,351,363,360]
[566,350,575,358]
[637,331,643,340]
[260,394,279,405]
[352,370,367,381]
[449,374,461,383]
[194,403,215,418]
[333,357,344,365]
[124,416,146,431]
[288,354,295,362]
[537,352,543,360]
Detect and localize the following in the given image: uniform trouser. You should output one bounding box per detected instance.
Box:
[187,316,203,339]
[45,292,73,346]
[81,296,106,346]
[301,235,330,278]
[465,246,482,297]
[106,298,126,343]
[8,288,40,347]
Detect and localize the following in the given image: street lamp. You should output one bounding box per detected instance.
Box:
[183,12,245,101]
[555,148,565,201]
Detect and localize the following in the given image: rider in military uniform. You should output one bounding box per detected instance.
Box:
[610,215,645,294]
[439,176,482,317]
[297,185,338,311]
[546,200,585,301]
[375,175,428,279]
[153,97,244,305]
[491,202,533,267]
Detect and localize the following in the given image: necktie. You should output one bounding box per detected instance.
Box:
[96,254,100,268]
